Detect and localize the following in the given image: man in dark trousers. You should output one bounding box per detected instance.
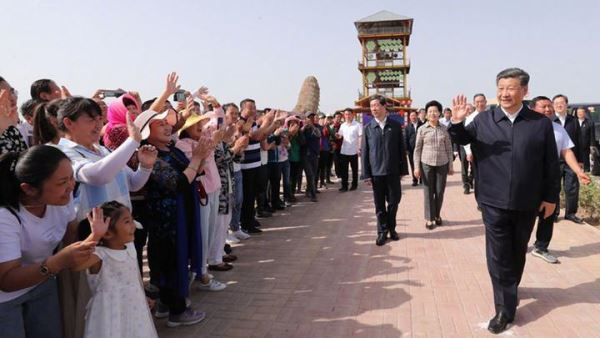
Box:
[552,94,583,224]
[404,111,423,186]
[448,68,560,335]
[361,95,409,246]
[576,106,595,172]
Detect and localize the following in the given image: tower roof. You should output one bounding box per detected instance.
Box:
[355,10,412,24]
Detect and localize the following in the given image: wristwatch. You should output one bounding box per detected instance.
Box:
[40,259,56,278]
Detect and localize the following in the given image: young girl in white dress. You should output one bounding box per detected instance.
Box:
[74,201,157,338]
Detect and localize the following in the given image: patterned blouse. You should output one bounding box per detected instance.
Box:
[0,126,28,155]
[414,122,454,168]
[215,142,239,215]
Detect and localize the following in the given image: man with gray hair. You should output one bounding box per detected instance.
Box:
[449,68,560,334]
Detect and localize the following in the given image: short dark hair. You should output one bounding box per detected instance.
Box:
[443,107,452,113]
[529,96,551,109]
[496,68,530,86]
[369,95,387,106]
[20,99,38,119]
[425,100,443,114]
[141,98,157,111]
[552,94,569,104]
[57,96,102,132]
[30,79,55,101]
[222,103,239,113]
[343,108,354,114]
[240,98,255,109]
[473,93,486,101]
[0,145,70,211]
[333,111,342,116]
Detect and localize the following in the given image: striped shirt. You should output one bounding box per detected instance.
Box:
[241,124,262,170]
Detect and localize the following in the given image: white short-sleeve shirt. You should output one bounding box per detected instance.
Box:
[0,200,76,303]
[339,121,362,155]
[552,122,575,158]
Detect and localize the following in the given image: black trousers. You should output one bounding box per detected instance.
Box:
[406,150,418,184]
[268,161,283,208]
[327,150,334,179]
[317,151,330,185]
[256,164,269,212]
[290,160,303,193]
[481,204,537,319]
[333,149,341,178]
[371,175,402,234]
[303,155,319,198]
[241,166,260,228]
[459,147,473,188]
[534,191,559,252]
[556,162,579,217]
[339,153,358,189]
[580,149,591,172]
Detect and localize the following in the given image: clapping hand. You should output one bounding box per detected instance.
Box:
[126,111,142,142]
[138,145,158,169]
[192,139,213,161]
[451,95,469,123]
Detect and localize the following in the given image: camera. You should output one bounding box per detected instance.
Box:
[173,90,186,102]
[101,89,126,98]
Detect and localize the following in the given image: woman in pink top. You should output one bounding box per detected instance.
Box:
[175,103,230,287]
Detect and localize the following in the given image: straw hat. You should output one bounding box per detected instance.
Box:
[134,110,169,140]
[177,113,211,136]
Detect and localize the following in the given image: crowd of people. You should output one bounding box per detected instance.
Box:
[0,73,367,338]
[0,69,597,337]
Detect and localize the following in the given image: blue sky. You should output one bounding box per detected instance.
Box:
[1,0,599,113]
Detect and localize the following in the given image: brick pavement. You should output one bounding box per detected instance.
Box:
[156,161,600,338]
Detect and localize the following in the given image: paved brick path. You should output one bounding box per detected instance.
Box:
[156,161,600,338]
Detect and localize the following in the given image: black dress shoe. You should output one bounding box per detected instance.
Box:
[411,182,418,186]
[349,186,358,191]
[339,187,348,192]
[310,197,318,202]
[463,186,470,194]
[376,232,388,246]
[487,312,512,334]
[434,217,442,226]
[244,226,262,233]
[256,211,272,218]
[389,229,400,241]
[425,221,435,230]
[565,214,584,224]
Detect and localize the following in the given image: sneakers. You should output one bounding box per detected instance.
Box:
[532,249,559,264]
[226,233,240,244]
[166,307,206,328]
[196,278,227,292]
[232,229,250,240]
[154,300,169,319]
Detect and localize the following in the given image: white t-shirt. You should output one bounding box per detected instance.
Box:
[339,121,362,155]
[0,200,76,303]
[552,122,575,158]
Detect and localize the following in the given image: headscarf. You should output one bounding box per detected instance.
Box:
[103,94,140,146]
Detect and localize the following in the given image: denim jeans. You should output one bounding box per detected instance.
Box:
[280,160,291,201]
[0,278,62,338]
[230,170,243,231]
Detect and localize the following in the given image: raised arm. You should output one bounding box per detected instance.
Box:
[149,72,180,113]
